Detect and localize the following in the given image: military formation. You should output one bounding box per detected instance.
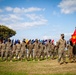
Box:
[0,38,57,61]
[0,34,76,64]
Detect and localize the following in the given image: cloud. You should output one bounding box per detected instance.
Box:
[0,13,47,27]
[5,6,13,11]
[0,14,23,22]
[0,9,3,12]
[13,7,21,13]
[64,32,73,41]
[42,35,59,40]
[58,0,76,14]
[42,35,51,39]
[0,6,47,30]
[53,11,60,17]
[4,6,45,13]
[9,14,23,20]
[24,7,45,13]
[7,19,47,30]
[65,32,72,36]
[25,14,46,21]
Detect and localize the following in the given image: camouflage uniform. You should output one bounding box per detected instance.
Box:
[27,41,33,60]
[44,44,48,59]
[73,43,76,62]
[5,39,12,60]
[46,41,51,58]
[0,41,2,56]
[54,45,58,58]
[38,43,44,60]
[20,41,27,60]
[67,44,73,61]
[57,34,66,64]
[51,43,55,59]
[1,42,6,60]
[16,41,21,59]
[10,43,16,60]
[33,40,39,60]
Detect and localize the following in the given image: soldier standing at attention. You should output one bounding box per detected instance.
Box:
[0,41,2,57]
[5,39,12,61]
[27,40,33,60]
[1,40,6,60]
[20,39,27,61]
[46,40,51,58]
[10,42,16,61]
[15,40,21,60]
[57,34,66,65]
[73,42,76,62]
[33,39,39,60]
[51,42,55,59]
[67,40,73,62]
[38,42,44,61]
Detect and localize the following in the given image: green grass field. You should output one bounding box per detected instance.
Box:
[0,58,76,75]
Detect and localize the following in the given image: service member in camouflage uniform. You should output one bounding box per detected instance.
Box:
[10,42,16,61]
[44,43,48,59]
[67,40,73,62]
[27,40,34,60]
[33,39,39,60]
[57,34,66,64]
[46,40,51,58]
[1,40,6,60]
[15,40,21,59]
[38,42,44,60]
[20,40,27,60]
[73,42,76,62]
[5,39,12,61]
[51,43,55,59]
[0,41,2,57]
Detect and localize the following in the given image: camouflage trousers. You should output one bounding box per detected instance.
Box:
[73,54,76,62]
[16,50,21,59]
[1,50,5,60]
[58,50,66,63]
[44,50,48,59]
[38,49,44,60]
[20,49,27,59]
[28,49,33,60]
[33,49,38,59]
[5,50,12,60]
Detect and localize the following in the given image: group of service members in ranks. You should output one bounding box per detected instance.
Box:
[0,38,57,61]
[0,34,76,64]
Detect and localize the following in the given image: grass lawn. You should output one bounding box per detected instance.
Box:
[0,58,76,75]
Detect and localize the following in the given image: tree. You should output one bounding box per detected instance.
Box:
[0,25,16,41]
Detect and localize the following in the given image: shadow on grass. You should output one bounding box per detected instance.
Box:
[34,73,76,75]
[0,72,28,75]
[0,72,76,75]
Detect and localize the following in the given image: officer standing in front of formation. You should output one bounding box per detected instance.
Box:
[57,34,67,65]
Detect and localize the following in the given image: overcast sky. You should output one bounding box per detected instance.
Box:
[0,0,76,42]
